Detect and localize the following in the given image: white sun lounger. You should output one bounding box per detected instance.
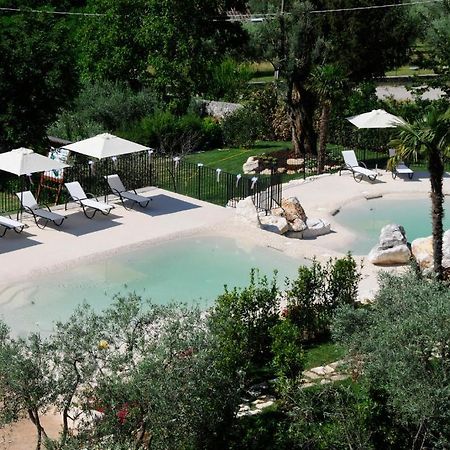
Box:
[339,150,378,182]
[105,174,151,209]
[388,148,414,180]
[16,191,66,229]
[0,214,25,237]
[65,181,114,219]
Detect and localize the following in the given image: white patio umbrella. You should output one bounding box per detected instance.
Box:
[346,109,406,129]
[62,133,149,159]
[0,147,70,218]
[0,147,69,176]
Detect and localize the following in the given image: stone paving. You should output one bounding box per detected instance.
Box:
[237,360,349,417]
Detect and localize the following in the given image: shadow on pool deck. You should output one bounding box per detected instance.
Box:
[60,212,123,237]
[133,194,201,217]
[0,231,42,254]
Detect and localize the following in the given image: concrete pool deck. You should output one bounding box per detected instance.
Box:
[1,171,450,449]
[2,171,450,295]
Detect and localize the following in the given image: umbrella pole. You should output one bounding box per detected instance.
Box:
[16,175,23,221]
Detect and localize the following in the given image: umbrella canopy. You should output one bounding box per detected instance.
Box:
[347,109,406,129]
[62,133,149,159]
[0,147,69,176]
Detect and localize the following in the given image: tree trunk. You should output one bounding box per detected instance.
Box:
[317,103,331,174]
[287,80,317,157]
[28,409,48,450]
[428,148,445,280]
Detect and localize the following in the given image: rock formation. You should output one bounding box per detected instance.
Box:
[368,224,411,265]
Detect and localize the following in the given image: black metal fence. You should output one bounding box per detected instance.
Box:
[0,152,282,214]
[295,146,450,179]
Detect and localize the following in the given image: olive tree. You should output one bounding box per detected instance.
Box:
[333,271,450,448]
[0,296,243,449]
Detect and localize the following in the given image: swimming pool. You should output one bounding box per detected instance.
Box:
[0,236,303,336]
[333,196,450,255]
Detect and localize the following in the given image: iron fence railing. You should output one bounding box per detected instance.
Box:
[297,146,450,179]
[0,152,282,214]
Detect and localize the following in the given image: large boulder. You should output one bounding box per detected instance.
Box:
[259,215,289,234]
[411,230,450,270]
[243,157,259,174]
[302,218,331,238]
[290,217,308,232]
[286,218,331,239]
[236,197,261,228]
[368,224,411,265]
[281,197,307,224]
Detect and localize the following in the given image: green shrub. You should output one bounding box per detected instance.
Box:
[208,270,280,373]
[270,319,305,379]
[286,254,361,341]
[276,382,374,449]
[48,80,159,141]
[226,406,292,450]
[120,112,222,154]
[222,106,264,147]
[204,57,253,102]
[333,271,450,448]
[246,83,290,140]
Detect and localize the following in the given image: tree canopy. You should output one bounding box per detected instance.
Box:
[78,0,248,112]
[247,0,417,155]
[0,8,78,151]
[334,271,450,448]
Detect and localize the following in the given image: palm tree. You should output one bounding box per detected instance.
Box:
[309,64,346,173]
[390,107,450,280]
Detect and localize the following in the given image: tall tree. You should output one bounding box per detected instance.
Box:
[412,1,450,96]
[248,0,416,156]
[309,64,346,173]
[0,8,79,151]
[390,107,450,280]
[79,0,247,112]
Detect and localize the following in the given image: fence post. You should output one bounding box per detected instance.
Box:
[197,163,203,199]
[303,154,306,180]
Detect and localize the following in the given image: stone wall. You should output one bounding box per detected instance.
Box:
[200,100,242,120]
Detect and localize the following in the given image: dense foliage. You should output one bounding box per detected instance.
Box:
[247,0,417,155]
[334,272,450,448]
[0,9,78,151]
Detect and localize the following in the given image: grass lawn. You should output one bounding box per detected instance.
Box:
[385,66,435,77]
[185,141,291,174]
[303,341,346,370]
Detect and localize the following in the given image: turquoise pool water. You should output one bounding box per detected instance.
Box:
[334,196,450,255]
[0,236,303,336]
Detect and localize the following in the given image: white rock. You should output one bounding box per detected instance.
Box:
[302,218,331,238]
[310,366,328,376]
[243,156,259,174]
[368,224,411,265]
[411,230,450,270]
[235,197,261,228]
[287,158,304,166]
[260,215,289,234]
[379,224,407,248]
[443,230,450,267]
[260,168,272,175]
[281,197,307,223]
[303,370,321,380]
[277,167,287,174]
[368,244,411,265]
[290,217,308,232]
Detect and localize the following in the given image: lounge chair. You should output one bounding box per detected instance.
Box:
[339,150,378,182]
[105,174,151,209]
[388,148,414,180]
[0,213,25,237]
[65,181,114,219]
[16,191,66,229]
